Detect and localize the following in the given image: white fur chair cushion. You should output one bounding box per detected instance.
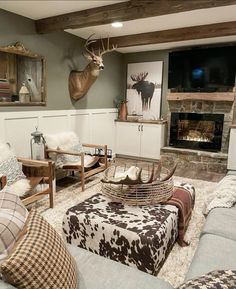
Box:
[44,132,98,169]
[0,144,30,197]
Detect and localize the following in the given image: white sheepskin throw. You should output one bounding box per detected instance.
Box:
[0,143,14,162]
[44,131,80,150]
[204,174,236,215]
[114,166,141,181]
[7,179,31,197]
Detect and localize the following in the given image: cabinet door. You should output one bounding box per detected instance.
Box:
[116,122,140,157]
[140,124,165,159]
[227,128,236,170]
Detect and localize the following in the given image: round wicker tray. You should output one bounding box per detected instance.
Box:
[101,164,174,206]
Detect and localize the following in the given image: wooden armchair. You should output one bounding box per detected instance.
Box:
[45,143,107,191]
[1,158,55,208]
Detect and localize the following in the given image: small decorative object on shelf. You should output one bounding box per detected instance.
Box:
[118,100,128,120]
[19,82,30,103]
[30,127,45,160]
[101,162,177,205]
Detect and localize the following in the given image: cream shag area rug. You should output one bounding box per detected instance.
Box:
[36,175,217,288]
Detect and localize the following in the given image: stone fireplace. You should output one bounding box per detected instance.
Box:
[169,112,224,152]
[161,92,235,178]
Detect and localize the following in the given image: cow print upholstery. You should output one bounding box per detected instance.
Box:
[63,193,179,275]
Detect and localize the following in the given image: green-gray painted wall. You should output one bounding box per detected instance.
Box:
[0,9,172,117]
[0,9,124,112]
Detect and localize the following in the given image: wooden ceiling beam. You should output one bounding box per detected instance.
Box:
[97,21,236,48]
[35,0,236,34]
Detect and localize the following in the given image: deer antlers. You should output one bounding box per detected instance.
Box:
[130,72,148,82]
[84,34,117,57]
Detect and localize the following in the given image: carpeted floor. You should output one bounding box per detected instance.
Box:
[36,174,217,288]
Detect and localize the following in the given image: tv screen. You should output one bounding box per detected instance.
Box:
[168,45,236,92]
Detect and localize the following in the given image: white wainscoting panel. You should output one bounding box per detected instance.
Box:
[39,114,70,135]
[4,116,38,157]
[91,111,117,152]
[0,109,117,158]
[70,113,91,144]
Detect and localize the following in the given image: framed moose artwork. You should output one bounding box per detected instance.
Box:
[126,61,163,120]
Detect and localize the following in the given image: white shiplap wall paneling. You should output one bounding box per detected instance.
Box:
[0,109,117,158]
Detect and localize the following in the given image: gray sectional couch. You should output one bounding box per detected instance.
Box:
[1,175,236,289]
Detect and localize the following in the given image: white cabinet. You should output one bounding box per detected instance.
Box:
[227,128,236,170]
[116,121,166,160]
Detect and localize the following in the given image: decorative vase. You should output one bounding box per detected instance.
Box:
[119,102,128,120]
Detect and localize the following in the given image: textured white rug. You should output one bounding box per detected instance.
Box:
[37,175,217,288]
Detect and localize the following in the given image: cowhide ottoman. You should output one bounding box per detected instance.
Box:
[62,193,179,275]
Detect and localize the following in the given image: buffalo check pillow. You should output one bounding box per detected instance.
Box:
[178,270,236,289]
[0,209,78,289]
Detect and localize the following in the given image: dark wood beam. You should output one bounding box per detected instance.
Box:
[98,21,236,48]
[35,0,236,34]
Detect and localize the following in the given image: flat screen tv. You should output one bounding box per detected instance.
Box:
[168,45,236,92]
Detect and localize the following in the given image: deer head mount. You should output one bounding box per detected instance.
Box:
[68,35,116,100]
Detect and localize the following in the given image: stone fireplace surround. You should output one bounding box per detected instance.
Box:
[161,92,234,178]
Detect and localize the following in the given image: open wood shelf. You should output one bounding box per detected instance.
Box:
[167,92,235,102]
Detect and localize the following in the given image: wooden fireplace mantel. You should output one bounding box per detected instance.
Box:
[167,92,235,102]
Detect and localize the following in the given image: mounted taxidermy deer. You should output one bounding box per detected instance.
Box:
[69,35,116,100]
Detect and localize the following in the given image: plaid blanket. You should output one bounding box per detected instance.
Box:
[163,184,195,247]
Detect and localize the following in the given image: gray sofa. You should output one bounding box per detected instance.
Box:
[185,205,236,281]
[1,176,236,289]
[0,244,173,289]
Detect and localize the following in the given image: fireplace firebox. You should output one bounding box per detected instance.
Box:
[169,112,224,152]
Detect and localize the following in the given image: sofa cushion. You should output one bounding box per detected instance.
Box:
[201,207,236,241]
[67,244,174,289]
[0,191,28,261]
[178,270,236,289]
[185,234,236,280]
[1,209,78,289]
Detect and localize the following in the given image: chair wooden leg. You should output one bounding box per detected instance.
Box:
[81,170,85,191]
[48,161,54,208]
[81,153,85,191]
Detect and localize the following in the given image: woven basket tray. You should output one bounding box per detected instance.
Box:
[101,164,173,206]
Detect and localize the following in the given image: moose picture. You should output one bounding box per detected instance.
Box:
[126,61,163,120]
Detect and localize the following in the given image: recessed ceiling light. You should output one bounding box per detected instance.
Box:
[111,22,123,28]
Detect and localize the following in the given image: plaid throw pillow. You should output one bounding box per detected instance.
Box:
[178,270,236,288]
[0,191,28,261]
[1,209,78,289]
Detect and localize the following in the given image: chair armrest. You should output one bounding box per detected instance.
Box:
[17,158,55,179]
[17,157,52,167]
[45,148,84,157]
[82,144,107,150]
[82,144,108,169]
